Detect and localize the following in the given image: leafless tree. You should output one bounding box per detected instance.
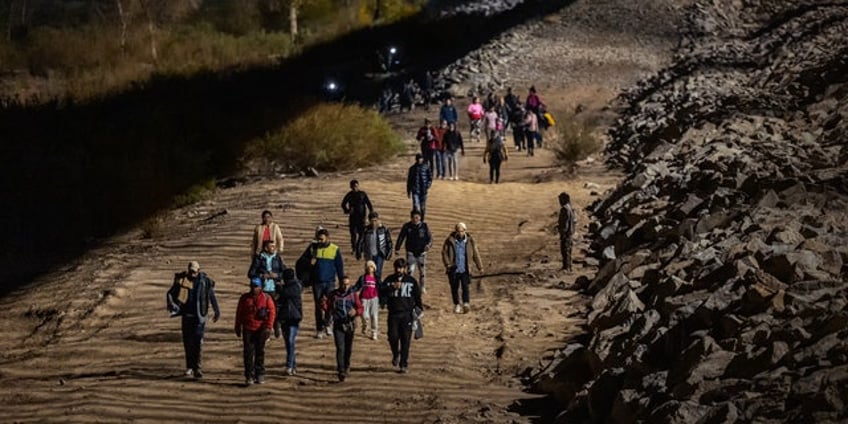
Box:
[138,0,158,63]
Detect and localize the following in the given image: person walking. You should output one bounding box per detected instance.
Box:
[441,223,483,314]
[434,120,448,180]
[248,239,287,337]
[299,228,344,339]
[439,97,458,125]
[510,104,526,151]
[380,258,423,374]
[356,260,381,340]
[341,179,374,256]
[524,108,539,157]
[417,119,437,173]
[484,106,499,143]
[323,275,363,381]
[276,268,303,376]
[406,153,433,221]
[235,277,276,386]
[467,96,484,143]
[395,209,432,294]
[443,122,465,181]
[484,132,509,184]
[558,192,576,271]
[251,210,284,257]
[356,211,392,283]
[166,261,221,379]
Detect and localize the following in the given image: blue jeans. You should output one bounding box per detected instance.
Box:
[434,151,446,178]
[313,282,334,331]
[412,192,428,220]
[281,322,299,369]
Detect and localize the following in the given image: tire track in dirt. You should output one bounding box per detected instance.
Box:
[0,118,615,422]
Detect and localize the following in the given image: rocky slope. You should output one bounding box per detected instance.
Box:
[531,1,848,422]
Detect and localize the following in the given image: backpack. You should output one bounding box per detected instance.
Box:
[543,112,556,127]
[489,138,504,161]
[295,245,316,287]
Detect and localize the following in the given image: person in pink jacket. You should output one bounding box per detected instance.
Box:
[466,97,484,143]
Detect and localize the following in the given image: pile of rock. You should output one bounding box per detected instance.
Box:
[531,1,848,422]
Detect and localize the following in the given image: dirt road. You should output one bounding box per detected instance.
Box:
[0,1,683,421]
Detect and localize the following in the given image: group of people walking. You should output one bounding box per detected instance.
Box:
[415,86,553,185]
[163,84,573,387]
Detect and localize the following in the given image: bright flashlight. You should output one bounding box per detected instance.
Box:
[389,47,397,55]
[327,82,337,91]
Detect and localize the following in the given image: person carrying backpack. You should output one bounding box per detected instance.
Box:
[298,228,344,339]
[323,275,363,381]
[235,277,276,386]
[276,268,303,376]
[483,132,509,184]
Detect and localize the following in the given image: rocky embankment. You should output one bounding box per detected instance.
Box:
[432,0,687,96]
[532,1,848,422]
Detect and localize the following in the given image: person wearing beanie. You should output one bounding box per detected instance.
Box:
[235,277,276,386]
[166,261,220,379]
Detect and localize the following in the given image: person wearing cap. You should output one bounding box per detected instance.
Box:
[406,153,432,221]
[356,211,392,283]
[166,261,220,379]
[299,228,344,339]
[322,275,363,381]
[441,222,483,314]
[395,209,432,294]
[275,268,303,376]
[235,277,277,386]
[558,192,576,271]
[340,179,373,256]
[248,239,288,337]
[251,210,284,257]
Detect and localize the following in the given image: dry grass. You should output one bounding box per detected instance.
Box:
[551,113,603,164]
[244,103,404,171]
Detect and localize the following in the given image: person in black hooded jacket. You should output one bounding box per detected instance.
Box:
[380,258,422,374]
[276,268,303,376]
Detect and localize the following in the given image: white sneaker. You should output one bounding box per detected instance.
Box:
[421,286,427,294]
[371,332,378,341]
[325,327,333,336]
[462,303,470,313]
[184,368,194,377]
[315,331,325,339]
[454,304,462,314]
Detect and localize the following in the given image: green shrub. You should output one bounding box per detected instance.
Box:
[552,113,602,164]
[245,103,404,171]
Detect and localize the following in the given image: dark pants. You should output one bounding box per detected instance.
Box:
[513,126,525,150]
[348,215,366,253]
[333,322,355,373]
[281,320,299,369]
[489,159,502,184]
[449,271,471,305]
[181,315,205,372]
[412,192,428,221]
[560,237,573,270]
[313,282,334,331]
[387,313,413,368]
[525,130,536,156]
[242,329,267,379]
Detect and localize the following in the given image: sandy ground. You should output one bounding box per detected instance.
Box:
[0,2,681,422]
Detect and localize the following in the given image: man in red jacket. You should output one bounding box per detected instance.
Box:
[235,278,276,386]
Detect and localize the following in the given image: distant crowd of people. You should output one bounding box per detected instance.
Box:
[165,85,574,387]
